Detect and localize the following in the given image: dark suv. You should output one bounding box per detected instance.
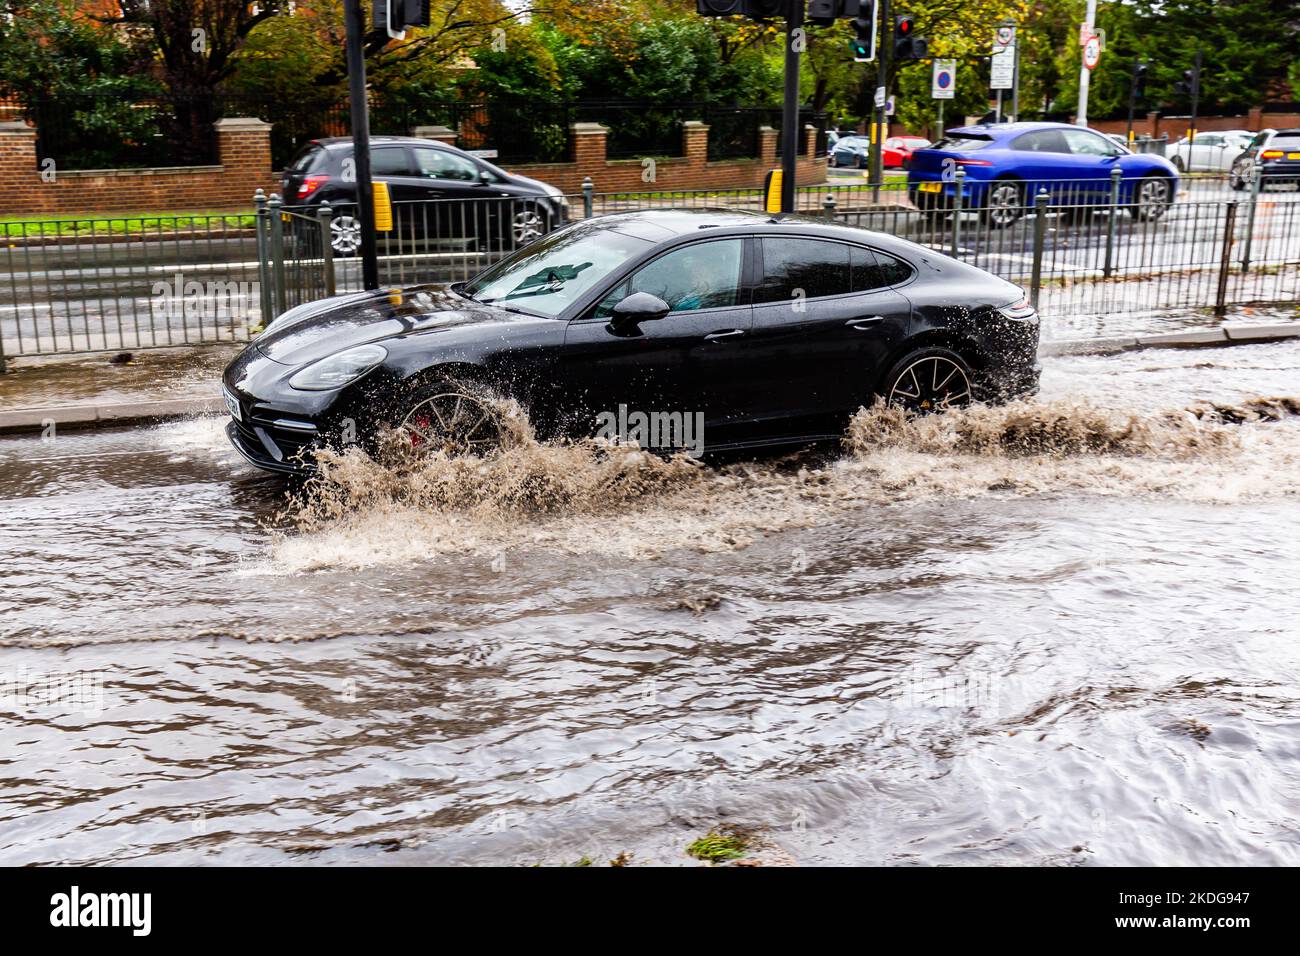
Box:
[1229,128,1300,190]
[282,136,569,254]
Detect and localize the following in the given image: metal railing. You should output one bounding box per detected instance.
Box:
[2,169,1297,367]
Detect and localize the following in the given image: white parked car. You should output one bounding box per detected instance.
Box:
[1168,130,1254,172]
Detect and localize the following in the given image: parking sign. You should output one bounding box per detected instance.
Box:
[932,60,956,100]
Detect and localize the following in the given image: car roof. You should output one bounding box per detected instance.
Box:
[941,121,1093,138]
[590,209,929,254]
[311,135,459,150]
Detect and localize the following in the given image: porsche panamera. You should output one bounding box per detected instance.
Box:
[221,209,1040,474]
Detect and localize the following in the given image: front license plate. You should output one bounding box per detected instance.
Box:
[223,387,242,422]
[919,182,942,193]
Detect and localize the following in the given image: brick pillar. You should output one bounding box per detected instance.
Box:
[683,120,710,169]
[759,125,777,166]
[215,117,272,204]
[1247,107,1263,132]
[1146,111,1161,140]
[0,120,43,216]
[570,122,608,174]
[413,125,457,146]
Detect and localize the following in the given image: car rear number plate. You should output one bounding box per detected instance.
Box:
[1289,153,1300,160]
[223,387,242,422]
[919,182,942,193]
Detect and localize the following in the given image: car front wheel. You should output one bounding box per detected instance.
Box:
[878,347,974,413]
[1133,175,1172,220]
[395,382,508,459]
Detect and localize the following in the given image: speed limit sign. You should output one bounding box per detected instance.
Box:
[1082,35,1101,70]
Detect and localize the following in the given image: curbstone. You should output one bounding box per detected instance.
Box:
[0,397,220,435]
[1134,328,1229,349]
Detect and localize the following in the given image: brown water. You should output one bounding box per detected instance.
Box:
[1,342,1298,865]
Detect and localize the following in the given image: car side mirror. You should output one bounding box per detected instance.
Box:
[608,292,670,335]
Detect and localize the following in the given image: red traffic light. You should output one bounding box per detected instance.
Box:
[896,15,914,34]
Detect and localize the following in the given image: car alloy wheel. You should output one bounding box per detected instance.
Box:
[330,215,362,256]
[884,350,973,413]
[512,208,547,246]
[1136,176,1171,220]
[400,389,505,457]
[1171,155,1186,172]
[985,181,1024,228]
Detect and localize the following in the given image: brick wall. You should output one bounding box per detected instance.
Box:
[483,120,826,195]
[0,117,274,216]
[1088,108,1300,139]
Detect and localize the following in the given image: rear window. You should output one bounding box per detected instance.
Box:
[928,135,993,151]
[757,238,851,303]
[289,145,324,173]
[1271,132,1300,144]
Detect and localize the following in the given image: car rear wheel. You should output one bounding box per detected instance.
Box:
[879,347,974,413]
[1229,159,1250,191]
[397,384,507,458]
[983,179,1024,228]
[1133,175,1172,220]
[1171,155,1186,172]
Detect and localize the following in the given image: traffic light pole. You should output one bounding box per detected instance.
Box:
[1126,58,1139,144]
[780,3,804,214]
[869,0,892,192]
[343,0,379,290]
[1188,49,1202,144]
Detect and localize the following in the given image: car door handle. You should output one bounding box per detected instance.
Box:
[703,329,746,342]
[846,316,885,330]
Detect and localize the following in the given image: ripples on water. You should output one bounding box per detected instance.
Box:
[0,346,1298,866]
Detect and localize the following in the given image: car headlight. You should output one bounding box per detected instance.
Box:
[543,185,569,209]
[288,343,387,391]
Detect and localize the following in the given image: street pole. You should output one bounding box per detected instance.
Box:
[780,1,804,214]
[343,0,379,290]
[995,89,1003,124]
[1011,37,1020,122]
[1188,48,1202,145]
[870,0,893,189]
[1126,57,1139,144]
[1077,0,1097,126]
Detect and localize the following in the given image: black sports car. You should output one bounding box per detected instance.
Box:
[222,210,1040,474]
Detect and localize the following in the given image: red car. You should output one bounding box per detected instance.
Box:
[883,136,931,169]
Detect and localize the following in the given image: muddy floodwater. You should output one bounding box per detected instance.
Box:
[2,342,1299,866]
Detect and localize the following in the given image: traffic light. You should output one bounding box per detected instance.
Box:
[849,1,876,62]
[1133,60,1149,99]
[1175,66,1200,97]
[809,0,863,27]
[373,0,430,31]
[696,0,787,18]
[893,15,928,60]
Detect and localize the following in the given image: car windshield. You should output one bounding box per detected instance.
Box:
[461,223,652,317]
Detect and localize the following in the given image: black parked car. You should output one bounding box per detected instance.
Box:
[282,136,569,255]
[222,210,1040,475]
[1229,128,1300,190]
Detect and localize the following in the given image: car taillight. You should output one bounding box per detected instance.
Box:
[298,174,329,198]
[1261,150,1284,159]
[955,158,993,166]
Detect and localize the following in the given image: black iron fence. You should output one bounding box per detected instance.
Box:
[2,170,1298,365]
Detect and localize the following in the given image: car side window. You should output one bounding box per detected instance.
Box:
[1012,130,1072,154]
[416,148,481,182]
[595,239,745,317]
[851,246,912,290]
[369,147,413,176]
[1063,129,1118,157]
[756,238,850,304]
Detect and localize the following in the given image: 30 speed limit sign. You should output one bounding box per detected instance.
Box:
[1082,35,1101,70]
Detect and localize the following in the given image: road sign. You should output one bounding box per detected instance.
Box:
[991,42,1016,89]
[885,95,896,117]
[995,24,1015,49]
[1083,35,1101,71]
[1079,21,1092,46]
[932,59,956,100]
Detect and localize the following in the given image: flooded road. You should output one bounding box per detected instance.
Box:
[2,341,1299,866]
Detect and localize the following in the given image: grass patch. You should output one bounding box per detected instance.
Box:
[0,210,256,238]
[686,827,751,864]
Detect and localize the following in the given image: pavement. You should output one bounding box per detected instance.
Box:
[1,322,1298,436]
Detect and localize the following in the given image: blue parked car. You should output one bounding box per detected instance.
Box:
[907,122,1180,227]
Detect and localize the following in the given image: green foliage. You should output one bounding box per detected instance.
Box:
[686,829,750,864]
